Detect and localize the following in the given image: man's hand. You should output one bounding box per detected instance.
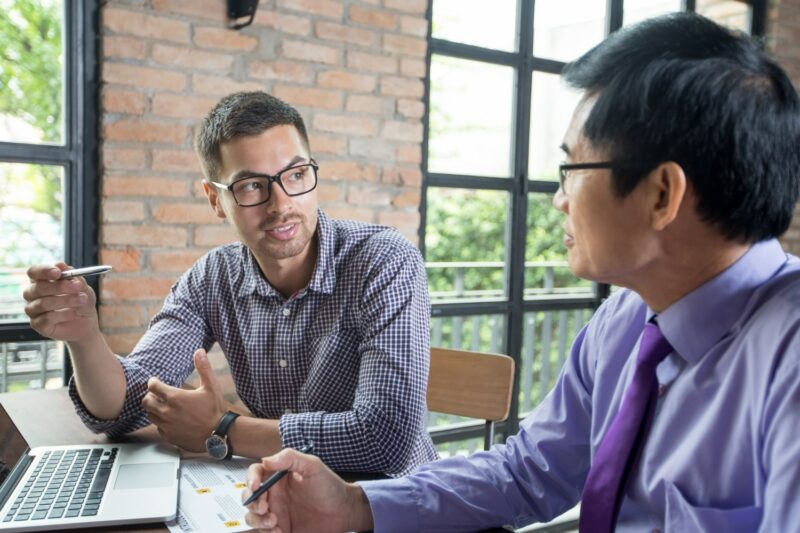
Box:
[243,448,374,533]
[142,349,225,452]
[23,263,101,342]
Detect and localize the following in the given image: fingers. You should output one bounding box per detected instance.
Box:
[146,377,176,402]
[261,448,319,478]
[193,349,221,396]
[23,273,91,303]
[26,264,67,282]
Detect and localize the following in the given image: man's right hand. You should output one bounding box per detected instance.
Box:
[243,448,374,533]
[23,262,101,342]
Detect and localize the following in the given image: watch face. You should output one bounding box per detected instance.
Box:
[205,434,229,460]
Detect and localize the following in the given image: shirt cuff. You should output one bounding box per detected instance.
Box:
[359,478,420,533]
[67,355,150,435]
[278,410,324,450]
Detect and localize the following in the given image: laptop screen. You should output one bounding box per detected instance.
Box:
[0,403,30,487]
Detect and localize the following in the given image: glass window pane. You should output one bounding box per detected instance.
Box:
[533,0,607,62]
[525,193,593,299]
[428,56,515,178]
[696,0,752,33]
[624,0,683,26]
[0,162,64,324]
[0,340,64,392]
[426,188,509,302]
[0,0,65,144]
[435,437,484,458]
[432,0,518,52]
[529,72,582,184]
[519,308,592,416]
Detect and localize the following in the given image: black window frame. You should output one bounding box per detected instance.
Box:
[0,1,100,385]
[422,0,767,447]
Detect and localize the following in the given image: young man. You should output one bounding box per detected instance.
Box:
[242,13,800,532]
[23,92,437,477]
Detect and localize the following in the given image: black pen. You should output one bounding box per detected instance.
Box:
[242,442,314,506]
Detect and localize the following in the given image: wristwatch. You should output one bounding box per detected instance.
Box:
[205,411,239,460]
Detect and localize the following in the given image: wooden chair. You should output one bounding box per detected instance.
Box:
[427,347,515,450]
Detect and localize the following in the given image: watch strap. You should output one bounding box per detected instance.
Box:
[214,411,239,459]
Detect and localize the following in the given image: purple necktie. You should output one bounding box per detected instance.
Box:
[579,322,673,533]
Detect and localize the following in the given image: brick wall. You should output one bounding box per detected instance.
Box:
[98,0,428,354]
[769,0,800,255]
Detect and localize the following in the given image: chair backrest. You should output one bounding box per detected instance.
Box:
[427,347,515,449]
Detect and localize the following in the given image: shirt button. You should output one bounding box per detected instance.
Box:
[282,308,290,317]
[658,384,668,396]
[279,359,288,368]
[284,409,293,415]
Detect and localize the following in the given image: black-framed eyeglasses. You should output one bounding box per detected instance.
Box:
[558,161,614,192]
[208,159,319,207]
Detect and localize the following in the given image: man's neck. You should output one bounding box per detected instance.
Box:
[255,236,319,298]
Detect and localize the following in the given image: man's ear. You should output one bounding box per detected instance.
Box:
[647,162,687,231]
[202,180,228,220]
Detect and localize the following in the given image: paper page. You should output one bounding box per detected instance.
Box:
[166,456,256,533]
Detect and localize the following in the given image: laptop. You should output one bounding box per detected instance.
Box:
[0,401,180,531]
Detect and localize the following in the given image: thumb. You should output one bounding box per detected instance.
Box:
[262,448,319,480]
[194,349,220,395]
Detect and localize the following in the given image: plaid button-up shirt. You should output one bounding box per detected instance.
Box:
[70,210,437,476]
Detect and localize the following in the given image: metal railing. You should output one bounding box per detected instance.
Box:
[0,340,63,392]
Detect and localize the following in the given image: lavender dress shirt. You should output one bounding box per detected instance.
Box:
[362,239,800,532]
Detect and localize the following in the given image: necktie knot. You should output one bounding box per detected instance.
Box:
[637,323,672,367]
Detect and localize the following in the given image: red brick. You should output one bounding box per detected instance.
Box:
[309,134,347,154]
[99,304,146,329]
[315,21,376,47]
[381,120,423,142]
[383,34,426,57]
[349,138,395,160]
[150,250,206,272]
[194,225,238,247]
[152,0,225,20]
[347,51,397,74]
[316,182,343,203]
[346,185,391,206]
[103,119,188,144]
[102,89,146,115]
[319,161,378,182]
[273,85,342,110]
[348,5,398,30]
[313,114,378,136]
[281,39,340,65]
[400,57,426,78]
[106,333,144,355]
[392,188,421,208]
[152,149,203,173]
[317,70,376,92]
[384,0,427,14]
[400,16,428,37]
[102,277,177,301]
[102,148,146,171]
[152,44,234,72]
[103,36,147,60]
[104,176,190,198]
[377,210,419,234]
[253,10,311,35]
[152,203,219,224]
[396,143,422,164]
[324,206,374,223]
[194,27,258,51]
[192,74,264,96]
[397,98,426,118]
[277,0,343,20]
[345,94,394,115]
[103,225,188,246]
[152,93,218,119]
[248,61,314,83]
[103,63,187,91]
[103,7,190,43]
[380,76,424,98]
[103,201,145,222]
[382,166,422,187]
[100,248,142,272]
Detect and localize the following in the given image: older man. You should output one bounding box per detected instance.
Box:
[243,13,800,533]
[24,92,437,477]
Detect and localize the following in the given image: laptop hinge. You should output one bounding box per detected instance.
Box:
[0,448,33,510]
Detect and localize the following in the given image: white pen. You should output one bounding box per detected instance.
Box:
[60,265,113,279]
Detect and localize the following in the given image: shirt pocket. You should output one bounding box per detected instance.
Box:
[665,481,762,533]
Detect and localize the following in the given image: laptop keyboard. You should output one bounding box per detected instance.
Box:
[2,447,118,523]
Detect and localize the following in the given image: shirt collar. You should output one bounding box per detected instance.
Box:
[236,208,336,299]
[654,239,789,365]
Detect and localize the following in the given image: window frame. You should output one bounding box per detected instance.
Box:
[0,1,100,385]
[422,0,767,447]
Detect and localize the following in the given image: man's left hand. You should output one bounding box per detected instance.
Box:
[142,348,225,452]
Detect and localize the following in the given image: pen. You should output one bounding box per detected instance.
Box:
[60,265,113,279]
[242,442,314,506]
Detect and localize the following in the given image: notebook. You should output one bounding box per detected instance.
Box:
[0,401,180,532]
